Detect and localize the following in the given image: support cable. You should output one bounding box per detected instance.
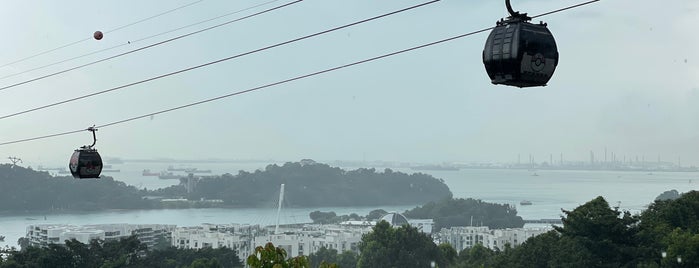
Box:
[0,0,440,121]
[0,0,601,147]
[0,0,304,92]
[0,0,204,68]
[0,0,283,81]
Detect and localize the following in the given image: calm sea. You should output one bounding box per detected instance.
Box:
[1,162,697,248]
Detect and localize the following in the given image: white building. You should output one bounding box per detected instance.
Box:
[253,224,369,257]
[172,223,258,255]
[437,226,552,252]
[25,224,175,249]
[379,212,435,235]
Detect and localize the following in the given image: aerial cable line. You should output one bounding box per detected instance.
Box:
[0,0,284,82]
[0,0,601,147]
[0,0,303,93]
[0,0,441,121]
[0,0,204,69]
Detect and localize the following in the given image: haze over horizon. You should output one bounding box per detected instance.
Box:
[1,0,697,167]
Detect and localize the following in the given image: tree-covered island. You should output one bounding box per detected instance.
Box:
[0,162,452,212]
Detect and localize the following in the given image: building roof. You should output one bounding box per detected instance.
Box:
[379,212,409,227]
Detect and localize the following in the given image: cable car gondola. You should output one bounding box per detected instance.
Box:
[483,0,559,87]
[69,127,103,179]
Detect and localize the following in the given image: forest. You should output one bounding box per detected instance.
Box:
[296,191,699,267]
[309,197,525,230]
[0,162,452,211]
[0,236,242,268]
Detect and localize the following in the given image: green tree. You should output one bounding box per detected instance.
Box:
[309,247,338,268]
[403,198,524,230]
[637,191,699,267]
[438,243,457,267]
[457,244,494,268]
[553,196,639,267]
[366,209,388,221]
[336,251,358,268]
[358,221,443,268]
[310,211,339,224]
[496,230,560,268]
[188,257,223,268]
[247,242,312,268]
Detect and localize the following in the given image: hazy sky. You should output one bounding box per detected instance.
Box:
[0,0,697,166]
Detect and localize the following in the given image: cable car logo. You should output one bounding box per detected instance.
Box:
[69,152,80,172]
[531,53,546,72]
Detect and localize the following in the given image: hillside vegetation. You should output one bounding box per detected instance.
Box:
[0,162,452,211]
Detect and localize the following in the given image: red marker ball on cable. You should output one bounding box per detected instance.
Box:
[93,31,103,40]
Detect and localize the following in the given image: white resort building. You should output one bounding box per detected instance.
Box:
[25,224,175,248]
[436,226,552,252]
[171,223,259,254]
[170,212,433,262]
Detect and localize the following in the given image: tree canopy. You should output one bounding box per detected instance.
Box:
[455,191,699,267]
[0,236,243,268]
[171,163,452,207]
[357,221,446,268]
[403,197,525,230]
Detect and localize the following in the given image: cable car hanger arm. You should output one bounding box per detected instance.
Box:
[86,126,97,149]
[504,0,531,22]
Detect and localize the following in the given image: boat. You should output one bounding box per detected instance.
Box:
[167,165,188,172]
[184,168,212,173]
[410,165,460,171]
[158,171,182,180]
[142,169,159,176]
[520,200,533,206]
[102,169,121,173]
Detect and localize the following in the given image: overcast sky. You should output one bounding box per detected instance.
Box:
[0,0,697,167]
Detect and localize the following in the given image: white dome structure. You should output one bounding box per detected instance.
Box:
[379,212,409,227]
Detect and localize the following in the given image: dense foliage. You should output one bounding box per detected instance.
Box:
[455,191,699,267]
[308,246,358,268]
[357,221,447,268]
[0,164,153,211]
[0,236,243,268]
[403,198,525,230]
[0,162,452,212]
[158,163,452,207]
[246,242,313,268]
[308,209,389,224]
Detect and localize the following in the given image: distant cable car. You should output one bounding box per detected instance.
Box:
[69,126,103,179]
[93,31,103,40]
[483,0,559,87]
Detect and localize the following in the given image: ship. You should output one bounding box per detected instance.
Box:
[102,169,121,173]
[158,171,182,180]
[142,169,159,176]
[184,168,212,174]
[520,200,533,206]
[167,165,188,172]
[410,165,460,171]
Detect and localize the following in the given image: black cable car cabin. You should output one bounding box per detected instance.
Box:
[69,127,103,179]
[69,148,103,179]
[483,1,559,87]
